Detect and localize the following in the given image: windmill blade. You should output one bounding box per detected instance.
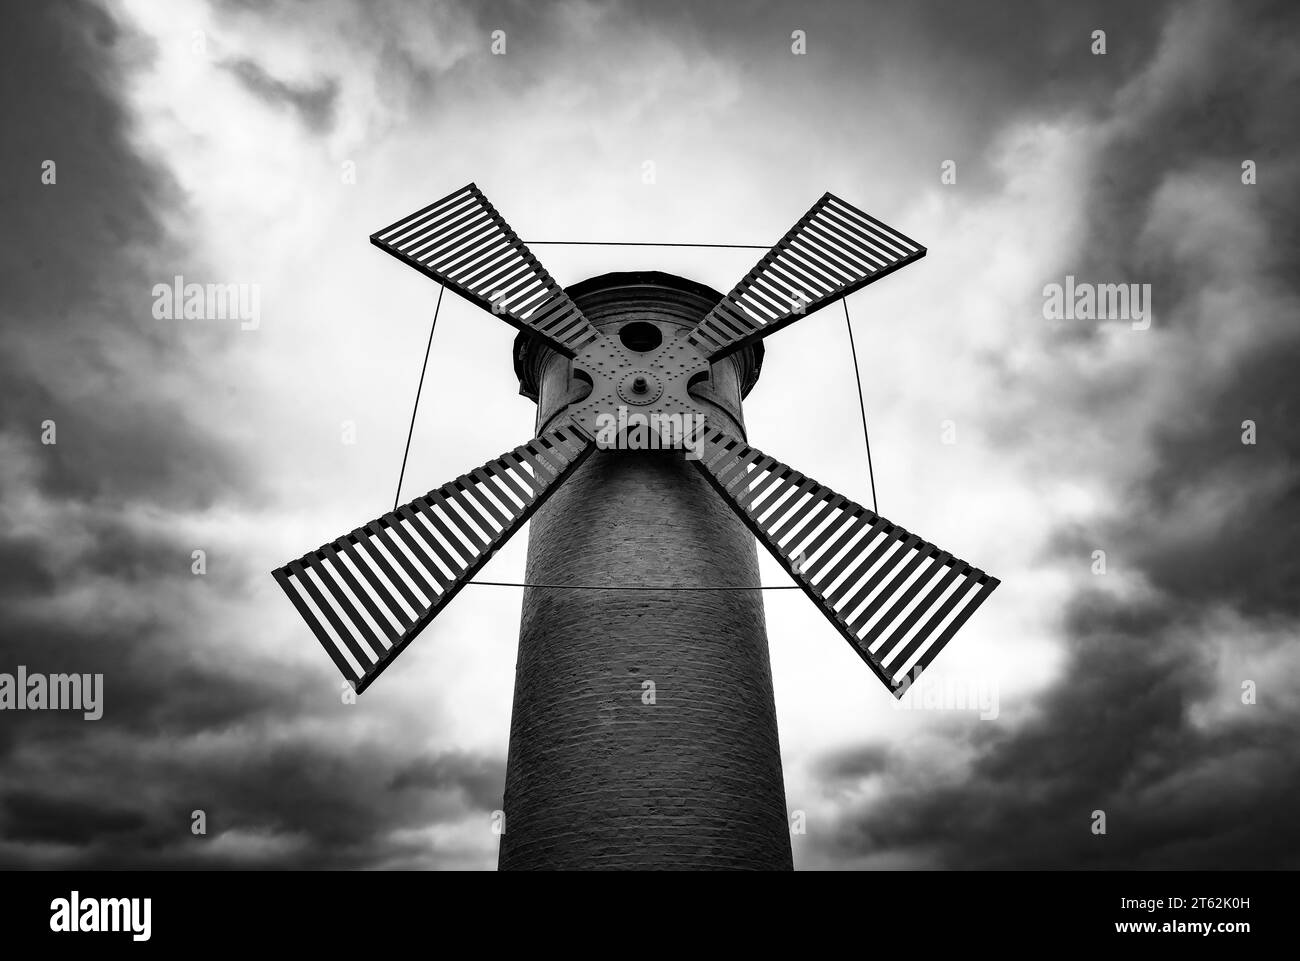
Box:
[687,193,925,361]
[692,427,997,697]
[274,425,593,694]
[371,183,602,356]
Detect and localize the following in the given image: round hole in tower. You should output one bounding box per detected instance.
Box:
[618,321,662,353]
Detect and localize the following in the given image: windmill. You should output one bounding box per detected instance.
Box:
[273,183,1000,869]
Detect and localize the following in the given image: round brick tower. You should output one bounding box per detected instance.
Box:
[500,271,792,870]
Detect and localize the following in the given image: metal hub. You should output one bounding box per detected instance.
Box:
[567,326,712,451]
[617,370,663,405]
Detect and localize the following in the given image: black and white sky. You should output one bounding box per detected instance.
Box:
[1,0,1297,869]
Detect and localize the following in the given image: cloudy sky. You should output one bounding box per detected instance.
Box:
[1,0,1297,869]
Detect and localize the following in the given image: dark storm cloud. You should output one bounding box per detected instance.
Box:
[1134,343,1300,620]
[221,58,339,131]
[1075,0,1300,326]
[0,734,506,868]
[818,744,893,781]
[3,792,148,846]
[812,0,1300,870]
[0,0,259,511]
[0,1,495,870]
[0,603,298,749]
[820,594,1300,869]
[389,751,508,811]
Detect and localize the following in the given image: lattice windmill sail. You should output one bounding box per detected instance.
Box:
[371,183,602,355]
[274,183,999,696]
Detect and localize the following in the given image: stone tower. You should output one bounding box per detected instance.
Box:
[500,271,792,870]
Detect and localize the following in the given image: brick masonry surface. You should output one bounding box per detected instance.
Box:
[499,274,793,870]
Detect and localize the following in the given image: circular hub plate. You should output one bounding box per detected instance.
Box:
[617,370,663,406]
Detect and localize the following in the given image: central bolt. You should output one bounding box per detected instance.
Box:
[632,376,648,394]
